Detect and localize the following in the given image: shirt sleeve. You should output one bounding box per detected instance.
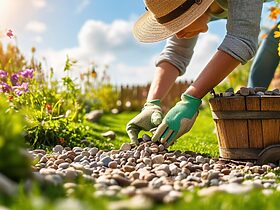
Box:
[218,0,263,64]
[155,35,198,76]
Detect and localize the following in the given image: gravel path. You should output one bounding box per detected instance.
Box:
[27,134,280,203]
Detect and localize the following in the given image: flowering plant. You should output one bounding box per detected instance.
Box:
[271,0,280,55]
[0,68,34,96]
[274,24,280,56]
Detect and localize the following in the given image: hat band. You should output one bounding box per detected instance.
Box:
[156,0,203,24]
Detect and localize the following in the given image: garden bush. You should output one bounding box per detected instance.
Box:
[0,96,31,181]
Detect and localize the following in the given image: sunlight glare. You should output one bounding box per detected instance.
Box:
[0,0,12,26]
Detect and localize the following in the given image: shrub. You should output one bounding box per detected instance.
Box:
[0,96,31,181]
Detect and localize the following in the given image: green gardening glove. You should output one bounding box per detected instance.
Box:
[126,99,163,145]
[152,93,201,148]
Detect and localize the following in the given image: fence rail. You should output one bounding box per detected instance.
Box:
[118,80,191,113]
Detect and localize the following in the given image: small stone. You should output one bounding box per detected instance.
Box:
[158,144,165,152]
[129,171,140,180]
[131,180,148,188]
[89,147,99,156]
[239,87,250,96]
[120,143,131,151]
[142,134,151,142]
[254,87,267,92]
[108,161,118,169]
[169,164,179,176]
[256,91,264,96]
[85,110,103,122]
[58,163,70,169]
[272,89,280,95]
[64,169,79,180]
[155,170,168,177]
[101,156,112,167]
[221,168,231,175]
[143,157,152,166]
[264,90,273,95]
[123,165,135,172]
[81,151,90,157]
[140,188,169,202]
[196,155,205,163]
[53,145,64,154]
[264,172,276,179]
[112,174,131,186]
[248,88,255,95]
[102,131,116,140]
[74,155,83,162]
[159,185,173,192]
[223,92,234,97]
[207,171,220,181]
[152,155,164,164]
[202,163,210,171]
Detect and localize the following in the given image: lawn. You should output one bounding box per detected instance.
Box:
[96,104,219,157]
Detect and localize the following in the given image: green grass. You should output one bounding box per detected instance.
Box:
[89,104,219,157]
[3,184,280,210]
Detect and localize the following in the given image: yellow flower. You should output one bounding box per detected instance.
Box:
[274,31,280,38]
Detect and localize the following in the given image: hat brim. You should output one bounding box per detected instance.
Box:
[133,0,214,43]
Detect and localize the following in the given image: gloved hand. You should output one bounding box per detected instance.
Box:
[152,93,201,148]
[126,99,163,145]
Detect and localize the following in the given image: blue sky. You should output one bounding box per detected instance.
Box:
[0,0,278,85]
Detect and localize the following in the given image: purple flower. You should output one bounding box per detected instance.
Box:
[13,82,29,96]
[20,69,34,79]
[0,81,12,93]
[10,73,19,85]
[0,70,8,80]
[22,82,29,91]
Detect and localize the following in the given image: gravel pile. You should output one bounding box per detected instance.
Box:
[212,87,280,97]
[28,134,280,203]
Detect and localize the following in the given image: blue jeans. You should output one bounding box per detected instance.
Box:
[247,22,280,88]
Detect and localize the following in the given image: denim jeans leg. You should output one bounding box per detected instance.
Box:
[247,23,280,88]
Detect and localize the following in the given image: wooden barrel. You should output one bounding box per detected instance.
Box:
[209,95,280,160]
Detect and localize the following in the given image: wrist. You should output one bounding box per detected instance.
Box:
[146,99,161,106]
[181,93,201,108]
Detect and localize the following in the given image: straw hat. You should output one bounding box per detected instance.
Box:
[133,0,214,43]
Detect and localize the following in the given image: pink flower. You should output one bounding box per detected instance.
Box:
[13,82,29,96]
[6,29,14,39]
[0,70,8,80]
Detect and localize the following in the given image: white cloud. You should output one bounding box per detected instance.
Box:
[35,36,43,43]
[40,18,221,86]
[76,0,90,13]
[32,0,47,9]
[78,19,136,54]
[25,21,47,33]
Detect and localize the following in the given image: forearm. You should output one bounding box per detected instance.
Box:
[147,61,180,101]
[185,50,240,99]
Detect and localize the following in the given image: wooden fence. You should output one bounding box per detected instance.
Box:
[118,80,191,113]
